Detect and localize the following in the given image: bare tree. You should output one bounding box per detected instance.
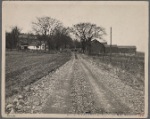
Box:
[32,17,62,51]
[71,23,106,54]
[53,26,73,50]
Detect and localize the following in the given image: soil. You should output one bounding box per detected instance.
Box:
[5,53,144,115]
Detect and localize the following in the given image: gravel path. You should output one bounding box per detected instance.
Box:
[6,53,144,115]
[79,54,144,115]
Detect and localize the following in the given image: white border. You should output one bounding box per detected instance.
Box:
[1,1,149,118]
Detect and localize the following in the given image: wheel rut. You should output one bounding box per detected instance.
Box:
[80,59,131,114]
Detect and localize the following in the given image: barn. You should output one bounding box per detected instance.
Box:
[104,44,118,53]
[90,38,136,55]
[90,38,107,55]
[118,46,136,54]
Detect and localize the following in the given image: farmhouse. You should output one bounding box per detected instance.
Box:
[28,42,46,50]
[18,34,46,50]
[19,34,37,42]
[18,34,37,49]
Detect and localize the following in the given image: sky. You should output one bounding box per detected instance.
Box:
[2,1,148,52]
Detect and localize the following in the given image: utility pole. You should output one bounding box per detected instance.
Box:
[110,27,112,62]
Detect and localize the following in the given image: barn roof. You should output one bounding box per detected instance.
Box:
[104,44,118,48]
[19,34,28,39]
[118,46,136,48]
[91,38,107,44]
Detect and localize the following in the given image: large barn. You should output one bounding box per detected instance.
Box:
[91,39,106,54]
[90,38,136,55]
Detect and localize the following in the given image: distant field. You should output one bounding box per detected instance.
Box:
[5,51,71,97]
[91,53,144,76]
[84,53,144,90]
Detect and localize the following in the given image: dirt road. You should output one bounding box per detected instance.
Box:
[6,53,144,115]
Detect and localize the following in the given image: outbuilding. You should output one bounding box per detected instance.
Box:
[118,46,136,54]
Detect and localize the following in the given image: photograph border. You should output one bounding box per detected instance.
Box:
[1,0,149,118]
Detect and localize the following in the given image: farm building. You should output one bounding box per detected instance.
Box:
[91,39,106,54]
[90,38,136,55]
[18,34,47,50]
[104,44,118,53]
[19,43,28,50]
[118,46,136,54]
[18,34,37,49]
[19,34,37,43]
[28,42,46,50]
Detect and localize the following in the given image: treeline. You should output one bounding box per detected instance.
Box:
[6,26,21,50]
[6,16,106,53]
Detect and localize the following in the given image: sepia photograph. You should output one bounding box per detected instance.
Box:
[1,1,149,118]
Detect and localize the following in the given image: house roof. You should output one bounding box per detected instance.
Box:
[19,34,28,39]
[28,41,40,46]
[19,34,37,39]
[20,43,28,46]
